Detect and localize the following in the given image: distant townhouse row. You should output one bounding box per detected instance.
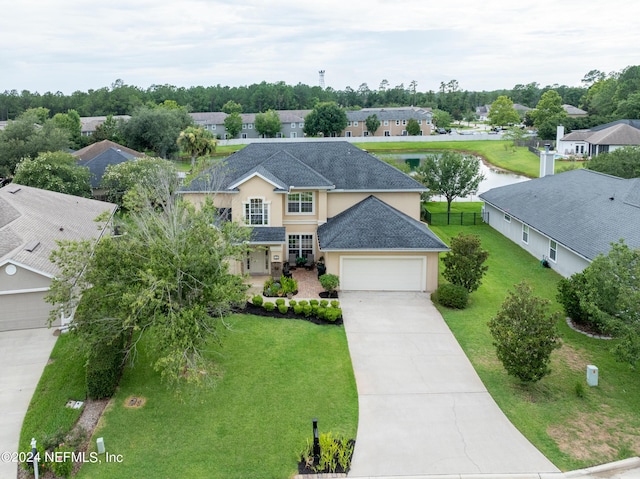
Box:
[190,107,433,139]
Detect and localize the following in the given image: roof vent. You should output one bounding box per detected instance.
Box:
[24,241,40,252]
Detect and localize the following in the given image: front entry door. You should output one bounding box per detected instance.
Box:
[248,248,269,274]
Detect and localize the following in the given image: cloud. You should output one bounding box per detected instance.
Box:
[0,0,638,94]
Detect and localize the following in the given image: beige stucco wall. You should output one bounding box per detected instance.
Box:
[322,250,441,292]
[327,191,421,220]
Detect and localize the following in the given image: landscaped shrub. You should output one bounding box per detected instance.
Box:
[294,305,303,315]
[280,275,298,296]
[263,302,276,312]
[309,299,319,307]
[325,308,342,322]
[289,299,297,307]
[320,300,329,308]
[298,300,309,307]
[319,274,340,296]
[433,283,469,309]
[86,335,126,399]
[557,272,598,330]
[252,295,264,306]
[299,432,354,474]
[303,305,313,317]
[278,304,288,314]
[275,298,285,306]
[317,307,327,319]
[330,300,340,308]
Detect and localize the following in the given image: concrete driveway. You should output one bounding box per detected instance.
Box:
[0,328,58,479]
[341,291,560,477]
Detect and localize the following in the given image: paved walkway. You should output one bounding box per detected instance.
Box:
[0,328,58,479]
[340,291,560,477]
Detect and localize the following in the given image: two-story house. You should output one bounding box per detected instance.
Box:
[344,107,433,137]
[190,110,310,139]
[180,142,448,291]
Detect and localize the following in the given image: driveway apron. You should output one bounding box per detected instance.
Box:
[341,291,559,477]
[0,328,57,479]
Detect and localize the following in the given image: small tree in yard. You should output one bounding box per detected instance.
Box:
[442,233,489,293]
[319,274,340,297]
[488,281,561,383]
[406,118,421,136]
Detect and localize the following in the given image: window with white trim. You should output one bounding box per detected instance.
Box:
[299,122,304,128]
[504,214,511,223]
[244,198,269,225]
[347,121,352,126]
[395,120,400,126]
[248,123,253,129]
[354,121,358,126]
[242,123,247,129]
[384,120,389,126]
[522,224,529,244]
[549,240,557,262]
[287,192,313,213]
[345,131,352,137]
[402,119,407,125]
[291,122,296,128]
[288,234,313,258]
[384,130,390,136]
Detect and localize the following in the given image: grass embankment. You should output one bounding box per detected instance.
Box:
[71,315,357,479]
[356,140,541,177]
[431,221,640,471]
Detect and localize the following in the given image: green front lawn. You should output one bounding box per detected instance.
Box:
[431,223,640,471]
[74,315,357,479]
[355,140,541,177]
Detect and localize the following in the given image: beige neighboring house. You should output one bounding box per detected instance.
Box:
[0,184,117,332]
[180,142,448,292]
[344,107,433,137]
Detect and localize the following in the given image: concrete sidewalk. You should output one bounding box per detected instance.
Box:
[341,291,559,477]
[0,328,58,479]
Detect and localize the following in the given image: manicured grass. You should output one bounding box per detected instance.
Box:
[19,333,86,453]
[355,140,542,177]
[430,223,640,471]
[425,201,483,214]
[76,315,357,479]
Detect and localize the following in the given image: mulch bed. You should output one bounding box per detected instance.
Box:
[236,302,343,326]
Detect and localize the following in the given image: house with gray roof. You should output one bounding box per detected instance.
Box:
[556,120,640,157]
[480,169,640,278]
[0,184,117,331]
[190,110,310,139]
[181,142,448,291]
[343,107,433,137]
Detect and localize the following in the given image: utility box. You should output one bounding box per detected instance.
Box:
[97,437,105,454]
[587,365,598,386]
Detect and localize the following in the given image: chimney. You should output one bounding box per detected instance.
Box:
[540,143,555,177]
[556,125,565,143]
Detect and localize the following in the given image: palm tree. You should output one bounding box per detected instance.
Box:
[177,126,217,171]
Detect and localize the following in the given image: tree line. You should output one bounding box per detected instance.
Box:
[1,65,638,124]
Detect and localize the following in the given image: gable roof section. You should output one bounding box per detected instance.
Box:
[0,184,117,278]
[318,195,448,251]
[77,148,138,188]
[562,120,640,144]
[72,140,143,161]
[479,169,640,261]
[183,142,426,193]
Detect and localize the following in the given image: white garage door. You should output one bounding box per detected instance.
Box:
[341,256,426,291]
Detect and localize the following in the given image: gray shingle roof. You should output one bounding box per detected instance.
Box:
[249,227,286,243]
[183,142,426,193]
[0,184,117,277]
[317,195,448,251]
[77,148,137,188]
[479,169,640,260]
[346,107,432,122]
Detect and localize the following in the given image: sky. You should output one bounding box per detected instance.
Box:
[1,0,639,96]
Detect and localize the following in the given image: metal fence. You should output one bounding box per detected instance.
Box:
[423,210,489,226]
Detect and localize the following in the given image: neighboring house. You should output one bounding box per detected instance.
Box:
[480,168,640,278]
[476,103,531,122]
[180,142,448,291]
[79,115,130,137]
[190,110,311,139]
[344,107,433,137]
[0,184,117,332]
[562,104,587,118]
[73,140,145,199]
[556,120,640,157]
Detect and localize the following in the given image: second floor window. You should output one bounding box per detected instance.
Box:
[245,198,269,225]
[287,192,313,213]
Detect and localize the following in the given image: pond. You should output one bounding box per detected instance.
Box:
[374,152,530,202]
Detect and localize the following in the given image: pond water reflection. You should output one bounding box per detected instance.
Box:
[375,152,530,202]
